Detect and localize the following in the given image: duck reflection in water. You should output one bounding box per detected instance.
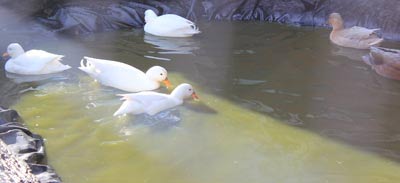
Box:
[119,101,217,133]
[330,45,369,62]
[5,71,70,84]
[144,34,200,55]
[121,109,182,133]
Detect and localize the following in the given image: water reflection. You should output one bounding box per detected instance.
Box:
[330,45,369,62]
[120,109,182,133]
[5,71,70,84]
[184,101,218,114]
[3,21,400,182]
[144,34,199,55]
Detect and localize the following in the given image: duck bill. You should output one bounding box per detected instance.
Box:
[2,52,9,60]
[162,78,172,88]
[191,92,199,100]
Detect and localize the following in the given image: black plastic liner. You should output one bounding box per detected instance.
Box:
[1,0,399,40]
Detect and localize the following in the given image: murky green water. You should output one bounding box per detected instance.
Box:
[2,21,400,182]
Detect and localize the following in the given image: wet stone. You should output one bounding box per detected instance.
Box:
[0,107,61,183]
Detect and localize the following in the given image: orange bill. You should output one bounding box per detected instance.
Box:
[191,91,199,100]
[162,77,172,88]
[2,52,9,57]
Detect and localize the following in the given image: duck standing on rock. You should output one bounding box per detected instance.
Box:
[114,83,199,116]
[144,9,201,37]
[79,56,172,92]
[328,13,384,49]
[362,47,400,80]
[2,43,71,75]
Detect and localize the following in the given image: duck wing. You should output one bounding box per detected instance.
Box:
[153,14,200,36]
[117,92,169,107]
[14,50,64,69]
[80,56,144,77]
[114,92,172,116]
[79,56,152,91]
[370,47,400,69]
[342,26,381,40]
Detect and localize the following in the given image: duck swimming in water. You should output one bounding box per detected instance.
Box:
[363,47,400,80]
[114,83,199,116]
[2,43,71,75]
[144,9,201,37]
[79,56,172,92]
[328,13,383,49]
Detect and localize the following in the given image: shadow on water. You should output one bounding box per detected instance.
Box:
[158,22,400,162]
[184,102,218,114]
[72,21,400,163]
[188,21,400,161]
[120,109,182,133]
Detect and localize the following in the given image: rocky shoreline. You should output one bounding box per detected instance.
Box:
[0,107,61,183]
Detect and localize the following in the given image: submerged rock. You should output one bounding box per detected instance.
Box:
[0,107,61,183]
[0,0,395,40]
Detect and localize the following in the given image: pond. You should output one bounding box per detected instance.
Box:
[2,21,400,182]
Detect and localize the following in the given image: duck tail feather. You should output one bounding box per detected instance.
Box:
[116,94,131,100]
[113,101,132,116]
[369,38,384,46]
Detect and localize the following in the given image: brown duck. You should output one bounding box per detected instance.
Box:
[328,13,384,49]
[362,47,400,80]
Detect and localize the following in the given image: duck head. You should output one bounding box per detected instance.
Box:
[144,10,158,23]
[146,66,172,88]
[328,13,344,31]
[171,83,199,101]
[3,43,25,59]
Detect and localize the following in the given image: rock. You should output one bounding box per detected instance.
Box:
[0,0,46,18]
[30,164,61,183]
[0,107,21,123]
[0,139,39,183]
[0,107,61,183]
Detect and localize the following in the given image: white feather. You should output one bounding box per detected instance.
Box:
[144,10,201,37]
[4,44,71,75]
[113,83,196,116]
[78,56,165,92]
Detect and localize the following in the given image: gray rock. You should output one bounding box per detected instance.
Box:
[0,107,61,183]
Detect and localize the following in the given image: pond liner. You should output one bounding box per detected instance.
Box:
[0,107,62,183]
[2,0,399,41]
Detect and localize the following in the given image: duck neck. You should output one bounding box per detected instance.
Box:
[145,14,157,23]
[11,49,25,58]
[145,73,162,90]
[331,22,344,31]
[170,89,184,102]
[149,80,161,90]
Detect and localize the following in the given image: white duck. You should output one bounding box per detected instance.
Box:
[114,83,199,116]
[144,9,201,37]
[2,43,71,75]
[78,56,171,92]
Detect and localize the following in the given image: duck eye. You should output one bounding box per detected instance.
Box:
[188,89,192,91]
[160,73,163,76]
